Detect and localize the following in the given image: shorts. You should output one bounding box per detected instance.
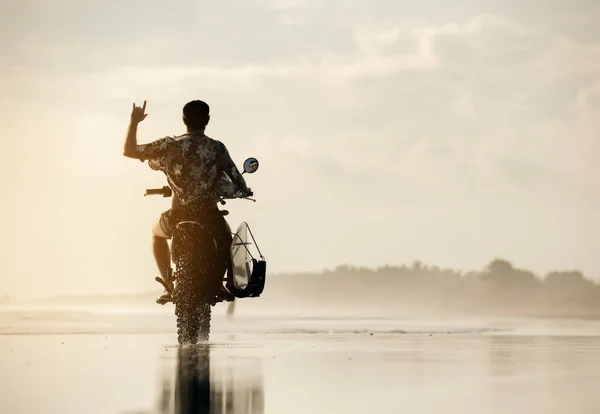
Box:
[152,205,233,247]
[153,205,234,283]
[152,210,174,239]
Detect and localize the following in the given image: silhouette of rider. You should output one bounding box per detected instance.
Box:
[123,100,252,303]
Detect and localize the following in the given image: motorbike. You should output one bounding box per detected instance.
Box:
[144,157,266,344]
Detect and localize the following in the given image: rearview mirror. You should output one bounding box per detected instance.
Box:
[243,157,259,174]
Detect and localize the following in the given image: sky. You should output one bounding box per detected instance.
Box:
[1,0,599,299]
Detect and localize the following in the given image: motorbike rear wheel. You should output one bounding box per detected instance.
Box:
[174,259,212,345]
[170,217,226,345]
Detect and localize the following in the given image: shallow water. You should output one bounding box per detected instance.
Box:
[1,308,600,413]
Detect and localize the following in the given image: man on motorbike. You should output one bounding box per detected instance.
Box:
[123,100,252,304]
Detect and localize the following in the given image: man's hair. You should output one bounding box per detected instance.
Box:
[183,100,210,130]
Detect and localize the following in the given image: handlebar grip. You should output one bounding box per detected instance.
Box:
[144,186,172,197]
[145,189,164,195]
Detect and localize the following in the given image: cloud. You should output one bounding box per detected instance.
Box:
[570,78,600,158]
[4,3,600,297]
[50,12,594,199]
[78,24,437,98]
[451,91,475,118]
[532,37,600,83]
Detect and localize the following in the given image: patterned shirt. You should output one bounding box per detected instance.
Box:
[137,132,246,205]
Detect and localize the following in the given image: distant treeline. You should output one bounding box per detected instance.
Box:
[6,259,600,318]
[267,259,600,318]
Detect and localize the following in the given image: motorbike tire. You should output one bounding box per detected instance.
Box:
[174,259,212,345]
[175,300,211,345]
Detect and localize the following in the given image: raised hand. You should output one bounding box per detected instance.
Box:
[131,100,148,123]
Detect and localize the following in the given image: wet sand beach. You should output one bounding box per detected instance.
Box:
[1,309,600,414]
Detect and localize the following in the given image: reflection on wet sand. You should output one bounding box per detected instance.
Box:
[155,345,264,414]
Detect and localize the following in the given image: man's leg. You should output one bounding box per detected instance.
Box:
[152,213,174,304]
[152,234,171,281]
[216,218,235,303]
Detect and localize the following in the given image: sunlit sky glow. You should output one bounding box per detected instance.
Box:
[1,0,599,298]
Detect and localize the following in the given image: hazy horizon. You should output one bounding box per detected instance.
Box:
[0,255,596,301]
[2,0,599,299]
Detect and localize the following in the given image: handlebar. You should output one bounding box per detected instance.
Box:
[144,186,255,203]
[144,186,172,197]
[218,191,256,204]
[145,157,257,201]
